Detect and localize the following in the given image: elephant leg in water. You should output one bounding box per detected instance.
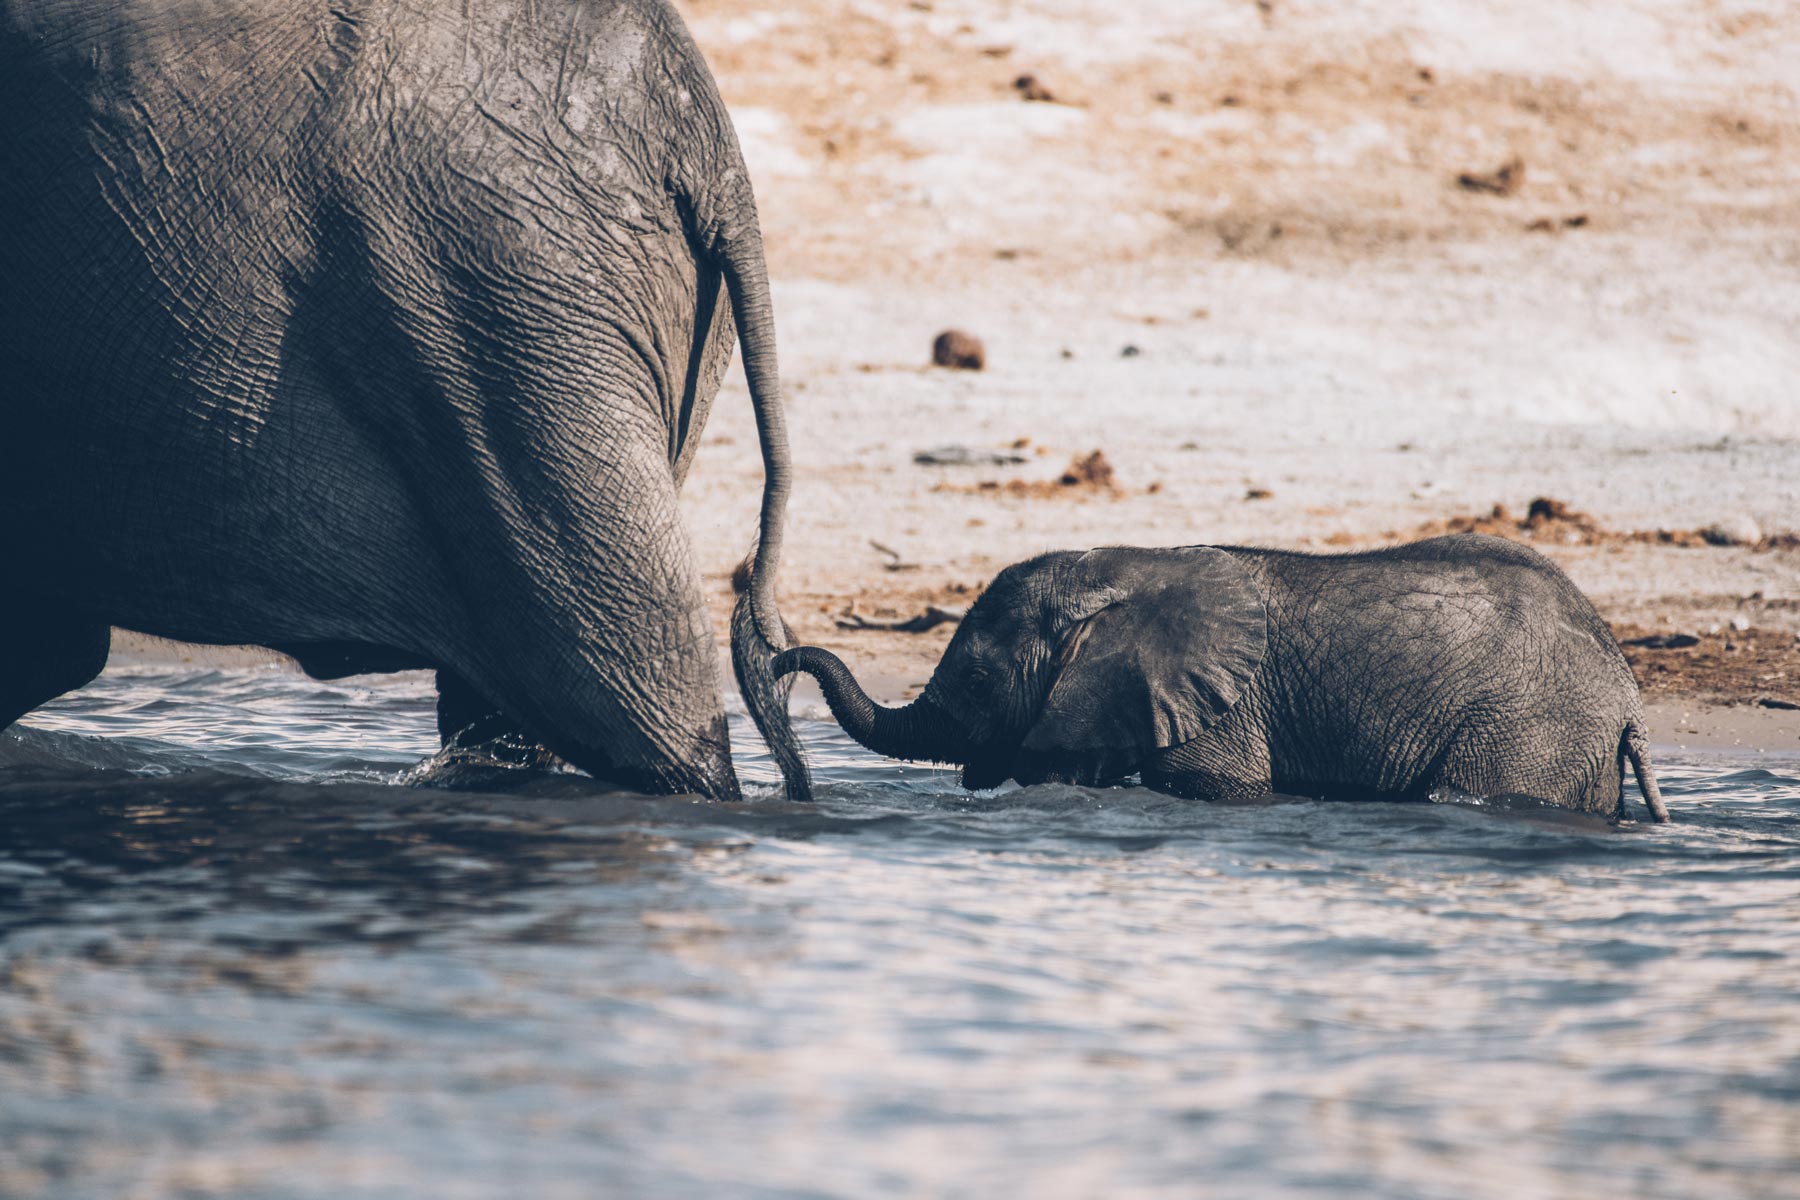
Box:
[0,594,110,732]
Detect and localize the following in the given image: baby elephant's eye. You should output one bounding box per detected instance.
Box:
[966,664,993,689]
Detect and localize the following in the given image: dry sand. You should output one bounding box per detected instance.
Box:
[669,0,1800,741]
[115,1,1800,751]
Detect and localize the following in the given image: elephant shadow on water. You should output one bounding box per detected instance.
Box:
[0,0,809,802]
[779,534,1671,825]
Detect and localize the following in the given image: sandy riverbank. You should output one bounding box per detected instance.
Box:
[666,0,1798,727]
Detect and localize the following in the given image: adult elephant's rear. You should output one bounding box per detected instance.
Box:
[0,0,809,800]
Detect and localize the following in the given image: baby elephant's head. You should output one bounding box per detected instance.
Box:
[774,546,1267,790]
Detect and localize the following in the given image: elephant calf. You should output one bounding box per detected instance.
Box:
[776,534,1670,822]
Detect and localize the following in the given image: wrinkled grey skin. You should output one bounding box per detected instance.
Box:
[779,535,1669,822]
[0,0,810,801]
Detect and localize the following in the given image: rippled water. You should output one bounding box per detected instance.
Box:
[1,664,1797,1199]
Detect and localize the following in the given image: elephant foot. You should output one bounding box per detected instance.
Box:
[435,670,564,769]
[0,598,110,730]
[591,714,742,801]
[434,673,741,799]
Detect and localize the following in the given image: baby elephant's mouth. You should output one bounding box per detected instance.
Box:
[958,743,1021,791]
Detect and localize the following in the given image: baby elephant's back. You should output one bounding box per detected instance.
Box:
[1241,534,1640,804]
[1255,534,1626,685]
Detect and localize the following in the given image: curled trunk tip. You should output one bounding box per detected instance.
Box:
[775,646,968,764]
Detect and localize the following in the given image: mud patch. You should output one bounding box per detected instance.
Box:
[938,449,1123,500]
[1348,497,1799,553]
[1614,622,1800,709]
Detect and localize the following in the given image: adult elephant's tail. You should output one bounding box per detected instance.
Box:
[717,223,812,802]
[1622,720,1670,823]
[732,563,808,799]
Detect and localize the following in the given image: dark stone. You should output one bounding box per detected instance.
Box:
[1621,633,1700,650]
[931,329,986,370]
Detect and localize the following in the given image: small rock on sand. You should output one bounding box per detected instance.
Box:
[931,329,986,370]
[836,604,967,634]
[1621,633,1700,650]
[1457,156,1525,196]
[1060,449,1116,489]
[913,444,1026,467]
[1702,514,1762,547]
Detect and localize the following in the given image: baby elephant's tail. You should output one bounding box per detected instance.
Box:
[1622,721,1671,824]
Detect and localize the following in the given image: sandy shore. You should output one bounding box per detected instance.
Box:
[667,0,1799,732]
[1641,699,1800,754]
[102,1,1800,757]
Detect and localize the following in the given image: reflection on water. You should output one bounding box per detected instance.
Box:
[2,665,1797,1198]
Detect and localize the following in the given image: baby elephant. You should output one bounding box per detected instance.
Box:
[776,534,1670,822]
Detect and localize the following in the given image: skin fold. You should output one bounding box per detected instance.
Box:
[0,0,809,801]
[778,534,1670,823]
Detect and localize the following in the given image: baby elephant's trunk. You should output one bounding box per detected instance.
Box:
[773,646,969,764]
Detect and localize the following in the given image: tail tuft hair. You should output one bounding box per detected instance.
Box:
[731,575,812,802]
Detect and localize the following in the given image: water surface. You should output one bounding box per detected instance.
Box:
[2,664,1797,1198]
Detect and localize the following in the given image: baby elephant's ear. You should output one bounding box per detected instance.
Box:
[1024,546,1267,753]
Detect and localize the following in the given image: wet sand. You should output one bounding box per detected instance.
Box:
[1643,699,1800,754]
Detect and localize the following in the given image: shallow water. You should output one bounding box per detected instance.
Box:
[1,665,1796,1199]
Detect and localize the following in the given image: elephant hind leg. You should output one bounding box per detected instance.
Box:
[1436,724,1624,818]
[440,665,736,797]
[435,670,561,769]
[0,597,110,730]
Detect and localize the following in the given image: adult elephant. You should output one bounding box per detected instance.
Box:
[0,0,809,801]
